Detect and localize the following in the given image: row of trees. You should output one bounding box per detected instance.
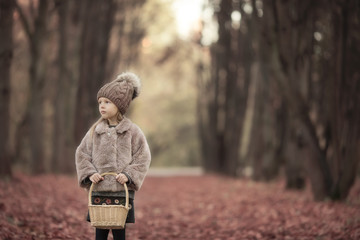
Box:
[0,0,146,175]
[1,0,200,176]
[1,0,359,201]
[197,0,360,200]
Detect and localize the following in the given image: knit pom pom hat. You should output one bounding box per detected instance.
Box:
[97,72,141,114]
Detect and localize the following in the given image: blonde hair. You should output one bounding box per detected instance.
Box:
[90,112,123,137]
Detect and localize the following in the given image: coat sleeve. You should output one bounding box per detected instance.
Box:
[75,131,98,188]
[123,126,151,191]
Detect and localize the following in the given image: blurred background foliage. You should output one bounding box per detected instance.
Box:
[129,0,201,167]
[1,0,359,201]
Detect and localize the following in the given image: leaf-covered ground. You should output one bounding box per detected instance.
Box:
[0,173,359,239]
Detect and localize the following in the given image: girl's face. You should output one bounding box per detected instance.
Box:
[98,97,119,123]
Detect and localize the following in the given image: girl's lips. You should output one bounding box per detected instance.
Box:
[101,111,106,114]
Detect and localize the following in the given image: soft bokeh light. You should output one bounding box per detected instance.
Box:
[171,0,204,39]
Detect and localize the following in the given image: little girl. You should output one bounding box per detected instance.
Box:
[75,72,151,240]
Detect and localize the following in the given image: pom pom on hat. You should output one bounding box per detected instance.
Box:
[97,72,141,114]
[114,72,141,99]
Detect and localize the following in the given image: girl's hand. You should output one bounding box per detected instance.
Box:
[89,173,104,184]
[116,173,128,185]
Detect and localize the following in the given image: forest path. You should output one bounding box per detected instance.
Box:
[1,172,359,239]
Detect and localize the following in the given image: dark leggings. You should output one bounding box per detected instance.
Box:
[96,228,125,240]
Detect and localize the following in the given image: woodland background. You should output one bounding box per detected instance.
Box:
[1,0,360,204]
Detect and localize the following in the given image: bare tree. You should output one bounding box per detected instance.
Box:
[51,0,83,173]
[242,0,286,181]
[198,0,250,176]
[107,0,146,80]
[74,0,117,143]
[15,0,50,174]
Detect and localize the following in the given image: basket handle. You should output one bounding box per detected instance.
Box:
[88,172,129,209]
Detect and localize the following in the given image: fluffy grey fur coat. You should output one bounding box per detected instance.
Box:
[75,117,151,192]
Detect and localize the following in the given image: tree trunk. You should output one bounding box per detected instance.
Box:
[196,57,213,172]
[328,0,360,200]
[200,0,251,176]
[250,62,284,181]
[0,0,14,177]
[52,0,77,173]
[207,0,238,175]
[107,0,127,78]
[120,0,146,70]
[284,118,306,189]
[245,0,284,181]
[75,0,116,143]
[15,0,49,174]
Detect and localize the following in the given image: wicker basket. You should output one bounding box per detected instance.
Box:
[88,172,130,229]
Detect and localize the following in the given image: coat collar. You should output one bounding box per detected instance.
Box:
[95,117,132,135]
